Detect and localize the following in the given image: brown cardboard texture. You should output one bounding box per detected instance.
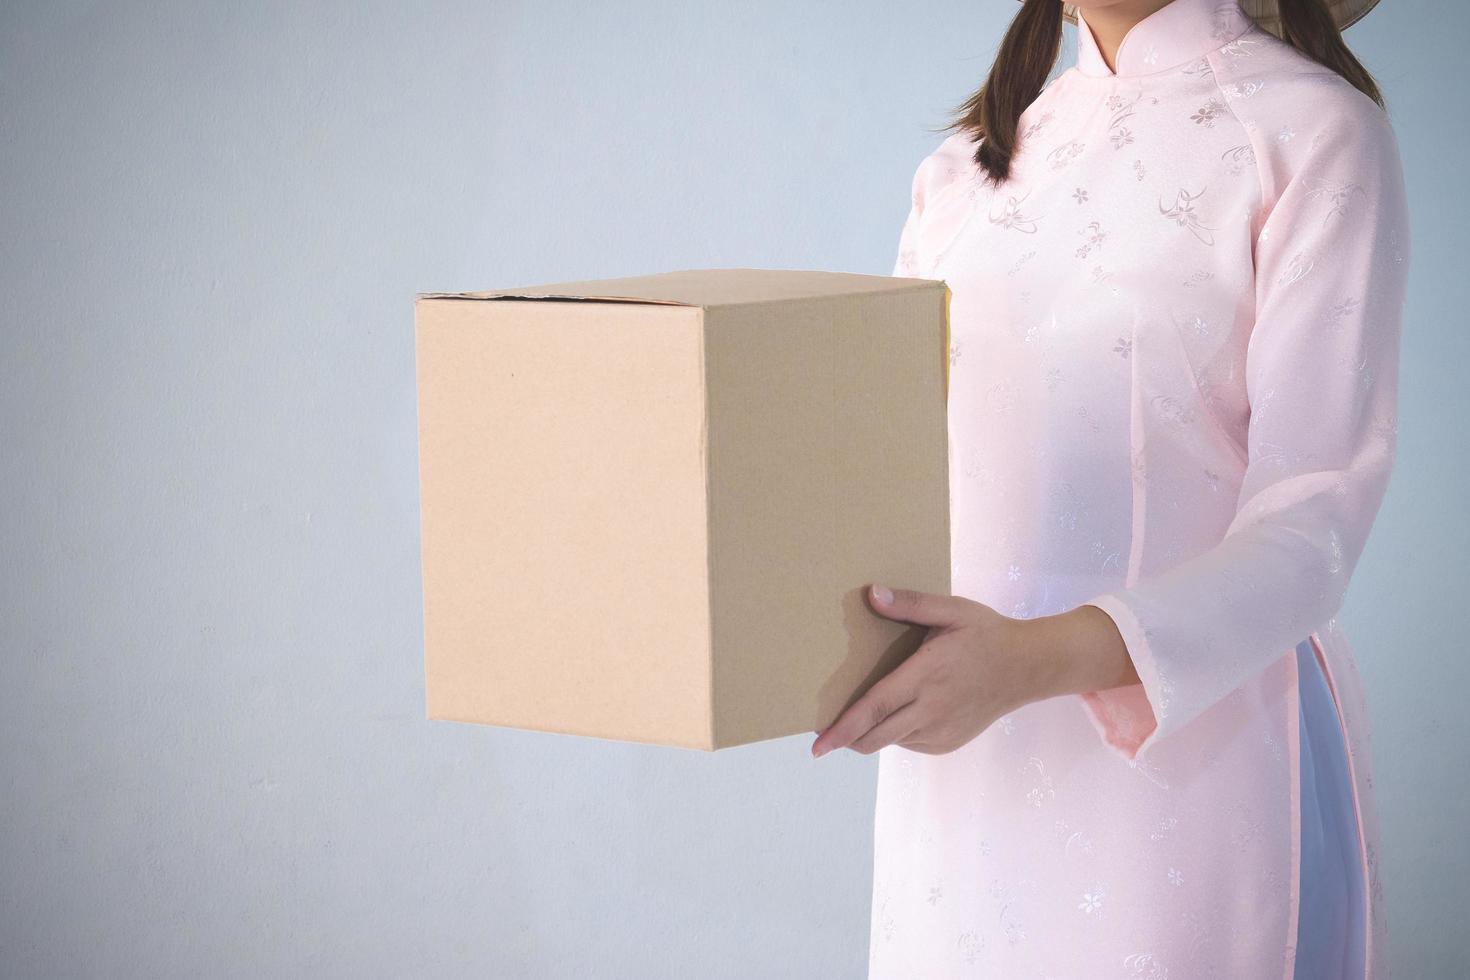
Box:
[414,268,951,751]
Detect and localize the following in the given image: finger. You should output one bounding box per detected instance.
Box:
[812,678,918,759]
[868,584,963,628]
[847,700,925,755]
[812,632,942,758]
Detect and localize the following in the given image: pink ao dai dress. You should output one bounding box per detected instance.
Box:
[868,0,1410,976]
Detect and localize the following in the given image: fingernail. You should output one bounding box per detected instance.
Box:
[873,584,893,605]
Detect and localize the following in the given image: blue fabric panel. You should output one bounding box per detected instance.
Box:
[1293,637,1366,979]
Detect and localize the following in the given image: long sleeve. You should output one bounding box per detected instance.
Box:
[1075,106,1413,764]
[892,135,978,278]
[892,153,933,278]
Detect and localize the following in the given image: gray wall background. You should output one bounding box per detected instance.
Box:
[2,1,1464,977]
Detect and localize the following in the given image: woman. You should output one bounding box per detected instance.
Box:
[808,0,1408,976]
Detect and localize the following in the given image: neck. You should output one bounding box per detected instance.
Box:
[1079,0,1175,74]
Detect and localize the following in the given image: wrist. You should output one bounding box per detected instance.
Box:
[1006,612,1084,702]
[1014,605,1139,700]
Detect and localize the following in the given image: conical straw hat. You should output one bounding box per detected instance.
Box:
[1232,0,1382,37]
[1050,1,1383,38]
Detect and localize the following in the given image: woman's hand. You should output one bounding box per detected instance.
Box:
[809,584,1138,758]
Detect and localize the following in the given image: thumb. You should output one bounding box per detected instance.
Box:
[867,583,962,628]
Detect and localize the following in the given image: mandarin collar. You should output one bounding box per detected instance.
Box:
[1074,0,1255,78]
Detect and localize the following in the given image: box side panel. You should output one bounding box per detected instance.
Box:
[704,285,951,749]
[415,298,714,749]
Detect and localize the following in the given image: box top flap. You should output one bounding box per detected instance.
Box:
[415,268,940,310]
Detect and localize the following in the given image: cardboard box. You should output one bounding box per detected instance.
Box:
[414,268,951,750]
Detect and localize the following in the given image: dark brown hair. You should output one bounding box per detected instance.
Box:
[942,0,1386,187]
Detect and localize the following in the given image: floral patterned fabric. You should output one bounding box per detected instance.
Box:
[869,0,1409,976]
